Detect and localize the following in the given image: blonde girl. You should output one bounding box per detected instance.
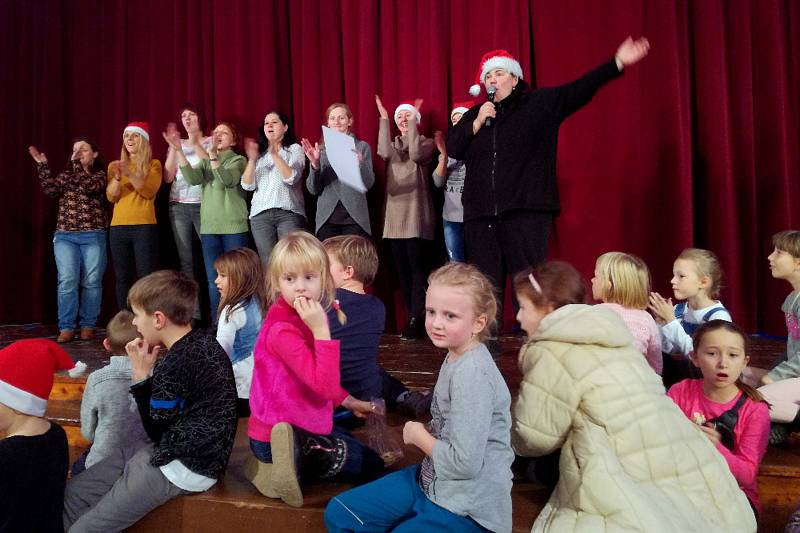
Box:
[592,252,662,373]
[213,248,267,413]
[246,231,380,507]
[667,320,770,517]
[512,261,757,532]
[325,262,514,533]
[106,122,162,310]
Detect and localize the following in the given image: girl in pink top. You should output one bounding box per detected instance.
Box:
[245,231,382,507]
[591,252,662,373]
[667,320,770,516]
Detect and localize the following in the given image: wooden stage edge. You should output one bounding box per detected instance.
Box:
[1,323,798,532]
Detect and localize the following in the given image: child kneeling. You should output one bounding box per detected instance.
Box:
[63,271,238,531]
[325,263,514,533]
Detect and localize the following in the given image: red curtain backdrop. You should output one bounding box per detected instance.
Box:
[2,0,798,335]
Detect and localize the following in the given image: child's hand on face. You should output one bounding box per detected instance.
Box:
[699,423,722,446]
[126,337,162,382]
[648,292,676,324]
[294,297,330,339]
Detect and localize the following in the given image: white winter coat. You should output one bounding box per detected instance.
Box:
[512,304,756,532]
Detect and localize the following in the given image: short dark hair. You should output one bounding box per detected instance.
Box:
[71,136,104,173]
[105,310,137,353]
[127,270,197,325]
[178,102,208,132]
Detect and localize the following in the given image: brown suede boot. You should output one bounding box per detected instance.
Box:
[269,423,303,507]
[79,327,95,340]
[56,330,75,343]
[243,456,279,498]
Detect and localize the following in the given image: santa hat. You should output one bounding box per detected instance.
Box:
[394,101,421,124]
[450,100,475,120]
[0,339,84,417]
[123,121,150,142]
[468,50,524,97]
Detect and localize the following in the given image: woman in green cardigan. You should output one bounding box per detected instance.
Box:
[163,121,248,323]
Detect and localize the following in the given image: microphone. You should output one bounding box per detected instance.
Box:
[485,86,497,127]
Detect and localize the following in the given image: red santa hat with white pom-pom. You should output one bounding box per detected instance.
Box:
[123,121,150,142]
[468,49,524,97]
[0,339,86,417]
[393,101,422,124]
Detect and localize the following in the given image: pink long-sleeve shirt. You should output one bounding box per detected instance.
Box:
[667,379,770,513]
[248,297,348,442]
[599,303,662,374]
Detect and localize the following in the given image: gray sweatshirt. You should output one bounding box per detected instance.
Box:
[419,344,514,533]
[80,356,147,468]
[432,156,465,223]
[768,291,800,381]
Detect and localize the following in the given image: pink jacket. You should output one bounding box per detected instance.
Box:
[248,297,348,441]
[667,379,770,513]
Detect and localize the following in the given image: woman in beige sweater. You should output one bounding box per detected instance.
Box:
[375,96,435,340]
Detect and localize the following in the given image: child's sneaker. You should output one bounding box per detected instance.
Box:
[769,423,789,445]
[397,389,433,418]
[270,422,303,507]
[243,455,278,498]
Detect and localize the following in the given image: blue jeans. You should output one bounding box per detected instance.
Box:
[200,233,250,323]
[250,208,306,264]
[53,230,107,331]
[324,466,489,532]
[169,202,202,319]
[443,220,465,262]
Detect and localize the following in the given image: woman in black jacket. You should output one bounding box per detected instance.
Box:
[446,37,650,334]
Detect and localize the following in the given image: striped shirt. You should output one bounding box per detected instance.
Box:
[241,144,306,218]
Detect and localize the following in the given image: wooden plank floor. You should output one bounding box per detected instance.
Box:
[2,323,797,532]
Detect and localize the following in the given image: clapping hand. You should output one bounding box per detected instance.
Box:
[434,131,446,154]
[244,138,260,161]
[300,138,321,168]
[162,123,182,152]
[28,146,47,164]
[375,95,389,120]
[647,292,675,324]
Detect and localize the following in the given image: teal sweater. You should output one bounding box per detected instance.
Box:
[181,150,248,234]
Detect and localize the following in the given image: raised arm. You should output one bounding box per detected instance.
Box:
[407,118,434,165]
[432,131,447,187]
[241,138,259,191]
[375,95,393,160]
[212,153,247,188]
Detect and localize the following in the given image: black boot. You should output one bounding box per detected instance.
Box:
[401,316,425,340]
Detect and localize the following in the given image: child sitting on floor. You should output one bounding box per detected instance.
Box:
[668,320,770,517]
[75,310,147,475]
[325,262,514,533]
[649,248,731,386]
[323,235,431,418]
[748,230,800,443]
[513,261,756,532]
[591,251,662,373]
[245,231,383,508]
[0,339,78,532]
[63,271,238,531]
[214,247,267,417]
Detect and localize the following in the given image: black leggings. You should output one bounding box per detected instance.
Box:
[109,224,159,310]
[387,238,429,320]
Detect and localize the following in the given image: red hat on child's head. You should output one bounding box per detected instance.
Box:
[393,101,422,124]
[0,339,77,416]
[468,49,524,97]
[123,122,150,142]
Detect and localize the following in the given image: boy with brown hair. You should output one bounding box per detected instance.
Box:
[323,235,430,417]
[64,270,237,531]
[77,310,147,473]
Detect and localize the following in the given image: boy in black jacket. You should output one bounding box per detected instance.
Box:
[63,271,237,532]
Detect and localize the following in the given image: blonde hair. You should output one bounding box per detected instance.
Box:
[266,231,336,309]
[214,248,267,322]
[128,270,197,326]
[594,252,650,309]
[322,235,379,286]
[106,310,137,354]
[427,262,497,342]
[773,230,800,259]
[119,131,153,180]
[677,248,724,300]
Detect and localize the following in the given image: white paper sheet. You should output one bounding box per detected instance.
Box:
[321,126,365,192]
